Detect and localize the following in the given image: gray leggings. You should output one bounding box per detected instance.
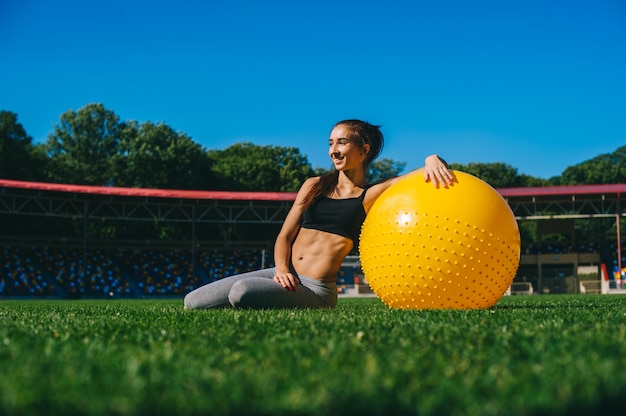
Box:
[183,268,337,310]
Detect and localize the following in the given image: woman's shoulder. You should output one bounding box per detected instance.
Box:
[303,176,321,185]
[367,168,425,194]
[362,173,413,212]
[299,176,320,192]
[292,176,321,204]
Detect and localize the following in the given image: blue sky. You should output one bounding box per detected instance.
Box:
[1,0,625,179]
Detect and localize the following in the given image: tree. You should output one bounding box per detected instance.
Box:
[517,174,550,187]
[0,110,46,180]
[367,158,406,184]
[113,121,214,189]
[208,143,314,191]
[449,162,522,188]
[44,103,124,185]
[558,146,626,185]
[313,158,406,184]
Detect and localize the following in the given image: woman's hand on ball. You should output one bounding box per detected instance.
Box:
[424,154,453,188]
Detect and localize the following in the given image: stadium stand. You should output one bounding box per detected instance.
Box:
[0,243,624,299]
[1,179,624,299]
[46,247,134,297]
[0,245,275,298]
[124,249,196,295]
[197,249,268,282]
[1,246,55,296]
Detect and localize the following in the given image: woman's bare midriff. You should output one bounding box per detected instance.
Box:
[291,228,354,282]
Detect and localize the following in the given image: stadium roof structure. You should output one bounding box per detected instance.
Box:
[0,179,624,223]
[498,183,626,220]
[0,179,297,224]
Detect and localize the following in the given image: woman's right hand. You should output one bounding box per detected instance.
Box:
[423,154,453,188]
[274,271,299,292]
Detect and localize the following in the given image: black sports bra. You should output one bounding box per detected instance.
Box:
[300,189,367,246]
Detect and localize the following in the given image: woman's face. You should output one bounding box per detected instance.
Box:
[328,124,369,171]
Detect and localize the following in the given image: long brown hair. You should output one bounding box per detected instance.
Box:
[300,120,384,208]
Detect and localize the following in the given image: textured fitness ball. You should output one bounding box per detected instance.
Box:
[359,170,521,309]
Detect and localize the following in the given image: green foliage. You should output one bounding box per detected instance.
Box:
[3,103,624,189]
[517,173,550,187]
[208,142,314,192]
[575,217,619,245]
[558,146,626,185]
[367,158,406,183]
[0,111,46,181]
[312,158,407,185]
[313,165,331,176]
[113,121,214,189]
[44,103,124,185]
[449,162,553,188]
[1,296,625,415]
[518,220,537,247]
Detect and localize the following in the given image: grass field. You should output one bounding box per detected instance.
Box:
[1,295,625,415]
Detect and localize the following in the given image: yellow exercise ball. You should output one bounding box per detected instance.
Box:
[359,170,521,309]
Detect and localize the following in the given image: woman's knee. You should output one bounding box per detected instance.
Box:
[183,290,200,309]
[227,279,256,308]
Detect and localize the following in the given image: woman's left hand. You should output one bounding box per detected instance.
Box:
[423,154,454,188]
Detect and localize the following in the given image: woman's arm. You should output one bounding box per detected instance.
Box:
[273,177,318,291]
[363,154,452,212]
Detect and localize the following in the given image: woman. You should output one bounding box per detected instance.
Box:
[184,119,453,309]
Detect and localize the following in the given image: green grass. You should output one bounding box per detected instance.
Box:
[1,295,626,415]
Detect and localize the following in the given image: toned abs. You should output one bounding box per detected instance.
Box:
[291,228,354,282]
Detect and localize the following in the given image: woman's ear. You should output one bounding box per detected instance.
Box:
[362,144,370,156]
